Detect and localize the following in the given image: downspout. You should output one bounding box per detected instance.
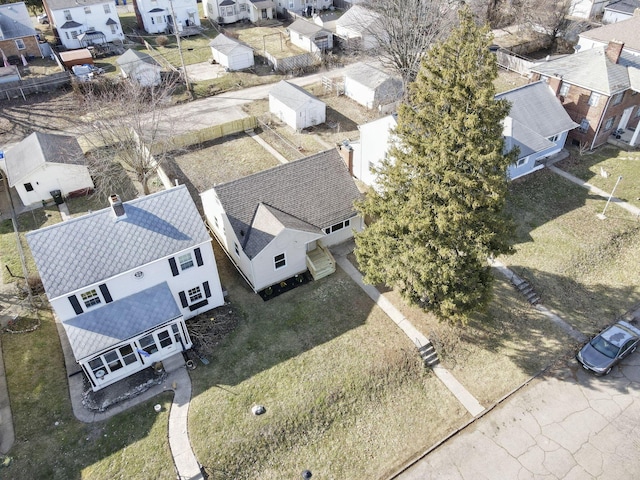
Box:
[591,94,612,150]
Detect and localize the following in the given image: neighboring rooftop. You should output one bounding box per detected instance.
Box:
[345,62,401,89]
[269,80,322,109]
[604,0,640,15]
[46,0,111,10]
[211,149,361,258]
[116,48,160,74]
[336,4,381,32]
[26,185,211,298]
[496,81,578,157]
[5,131,85,187]
[209,34,253,54]
[0,2,36,39]
[288,18,328,36]
[579,14,640,52]
[531,46,640,95]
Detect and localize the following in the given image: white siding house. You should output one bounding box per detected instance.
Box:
[201,149,363,294]
[288,18,333,52]
[349,113,397,188]
[568,0,608,18]
[43,0,123,50]
[133,0,200,34]
[343,62,403,112]
[335,5,381,50]
[602,0,640,23]
[116,48,162,86]
[3,132,94,207]
[203,0,275,24]
[577,16,640,56]
[26,186,225,391]
[209,34,254,71]
[269,80,326,130]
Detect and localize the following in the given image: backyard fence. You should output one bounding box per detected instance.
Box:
[0,71,71,101]
[264,50,321,73]
[496,48,536,77]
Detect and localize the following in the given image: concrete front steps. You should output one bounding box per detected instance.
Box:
[418,341,440,368]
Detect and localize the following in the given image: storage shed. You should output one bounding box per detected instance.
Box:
[116,49,162,87]
[59,48,94,68]
[269,80,326,131]
[344,63,403,112]
[209,35,254,71]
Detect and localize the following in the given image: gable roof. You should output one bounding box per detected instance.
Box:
[45,0,112,10]
[209,34,253,55]
[288,18,328,37]
[5,131,85,187]
[531,46,640,95]
[65,282,181,360]
[345,62,400,89]
[0,2,36,39]
[269,80,323,110]
[604,0,640,14]
[336,4,380,33]
[210,149,362,259]
[579,15,640,52]
[496,81,578,142]
[116,48,160,75]
[26,185,210,298]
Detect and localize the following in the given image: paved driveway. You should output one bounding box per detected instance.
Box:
[395,354,640,479]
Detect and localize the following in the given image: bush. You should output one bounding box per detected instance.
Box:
[156,35,169,47]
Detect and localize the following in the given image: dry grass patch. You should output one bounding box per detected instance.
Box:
[169,133,281,192]
[189,264,469,479]
[233,25,306,59]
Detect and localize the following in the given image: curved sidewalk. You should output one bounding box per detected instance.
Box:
[57,323,203,480]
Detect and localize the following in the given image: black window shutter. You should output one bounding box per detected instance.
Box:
[194,248,203,267]
[178,291,188,308]
[169,257,179,276]
[203,281,211,298]
[68,295,83,315]
[99,283,113,303]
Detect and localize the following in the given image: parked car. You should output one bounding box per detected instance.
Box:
[71,64,105,82]
[37,13,48,24]
[577,320,640,375]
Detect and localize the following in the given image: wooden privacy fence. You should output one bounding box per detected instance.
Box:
[0,71,71,100]
[496,48,536,77]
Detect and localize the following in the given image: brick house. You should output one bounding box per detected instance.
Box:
[530,41,640,150]
[0,2,44,60]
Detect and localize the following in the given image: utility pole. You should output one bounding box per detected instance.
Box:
[168,0,191,98]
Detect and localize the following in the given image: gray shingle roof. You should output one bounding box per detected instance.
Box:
[531,47,635,95]
[496,81,578,157]
[64,282,181,360]
[211,149,362,259]
[579,15,640,53]
[45,0,112,10]
[604,0,640,15]
[5,131,85,187]
[345,62,400,90]
[116,48,160,75]
[26,185,210,298]
[209,34,253,55]
[288,18,327,37]
[269,80,323,110]
[0,2,36,40]
[336,4,380,32]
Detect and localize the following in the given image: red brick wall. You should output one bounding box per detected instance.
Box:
[0,36,42,60]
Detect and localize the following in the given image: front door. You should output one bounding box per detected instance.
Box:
[618,106,634,131]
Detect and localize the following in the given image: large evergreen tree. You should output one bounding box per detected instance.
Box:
[354,8,516,321]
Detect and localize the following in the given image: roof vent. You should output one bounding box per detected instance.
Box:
[109,194,127,219]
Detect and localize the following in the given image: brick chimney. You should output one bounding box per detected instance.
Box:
[109,194,126,220]
[605,40,624,64]
[338,141,354,176]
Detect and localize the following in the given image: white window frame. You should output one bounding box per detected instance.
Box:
[15,39,26,50]
[516,157,527,167]
[274,253,286,269]
[64,9,72,20]
[579,119,590,133]
[588,92,601,107]
[84,6,91,14]
[604,117,615,131]
[104,4,111,13]
[71,30,79,39]
[110,24,117,34]
[81,289,101,308]
[559,83,570,97]
[547,134,559,143]
[178,252,194,271]
[324,218,351,234]
[612,92,624,105]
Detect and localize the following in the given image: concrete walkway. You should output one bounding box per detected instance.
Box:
[333,252,485,417]
[548,164,640,217]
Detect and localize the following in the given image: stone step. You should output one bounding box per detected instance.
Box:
[418,343,440,367]
[161,352,186,373]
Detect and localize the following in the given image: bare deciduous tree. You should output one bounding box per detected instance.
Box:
[349,0,459,86]
[76,78,181,198]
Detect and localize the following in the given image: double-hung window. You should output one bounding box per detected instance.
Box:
[274,253,286,269]
[588,92,601,107]
[179,253,194,270]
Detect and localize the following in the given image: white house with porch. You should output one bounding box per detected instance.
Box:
[202,0,275,24]
[43,0,123,50]
[201,149,363,293]
[26,186,225,391]
[132,0,200,34]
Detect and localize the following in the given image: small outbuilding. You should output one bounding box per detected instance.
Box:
[59,48,94,68]
[0,65,21,84]
[288,18,333,52]
[209,35,254,71]
[116,49,162,87]
[344,63,403,112]
[3,132,94,207]
[269,80,326,131]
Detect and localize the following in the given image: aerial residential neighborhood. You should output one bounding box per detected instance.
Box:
[0,1,640,478]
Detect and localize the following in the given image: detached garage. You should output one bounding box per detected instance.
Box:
[344,63,403,113]
[269,80,326,131]
[209,35,254,71]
